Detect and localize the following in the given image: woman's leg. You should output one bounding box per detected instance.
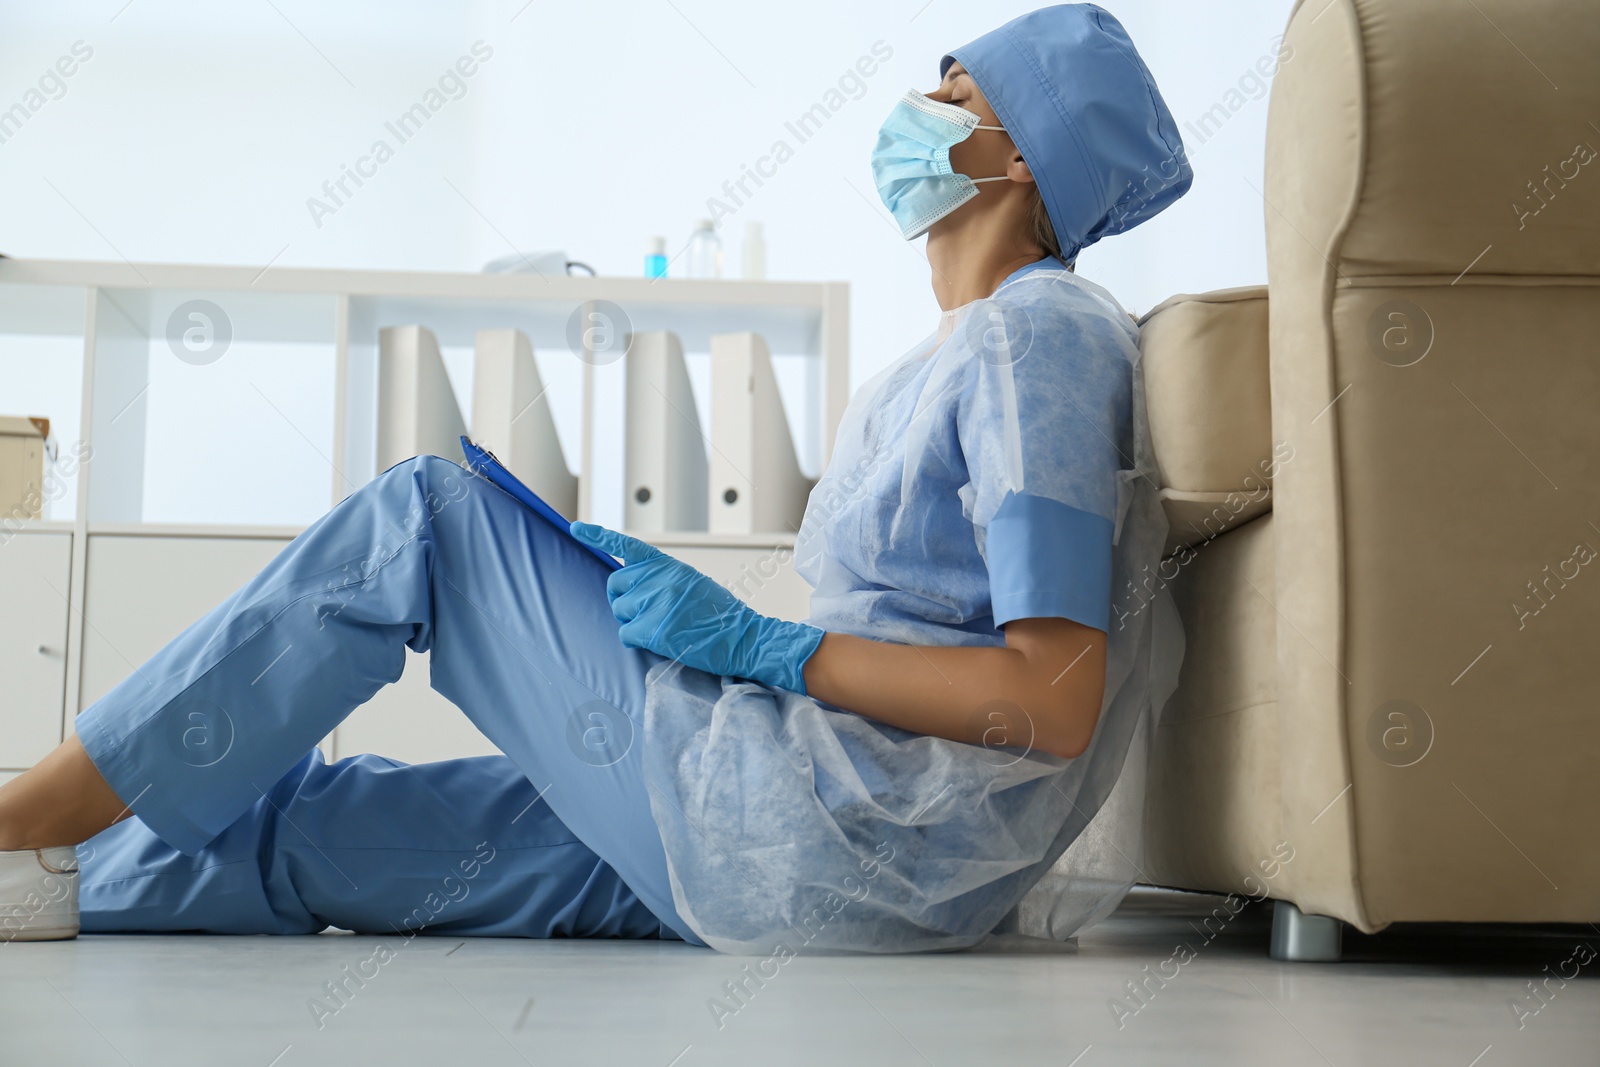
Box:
[3,456,701,943]
[79,752,674,939]
[0,735,130,850]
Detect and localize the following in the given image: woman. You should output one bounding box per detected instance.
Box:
[0,4,1188,953]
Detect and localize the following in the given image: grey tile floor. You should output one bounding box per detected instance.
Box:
[4,888,1596,1066]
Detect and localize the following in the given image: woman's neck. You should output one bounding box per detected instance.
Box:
[924,210,1047,311]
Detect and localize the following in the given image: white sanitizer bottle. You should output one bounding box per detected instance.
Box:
[741,221,766,281]
[685,219,723,279]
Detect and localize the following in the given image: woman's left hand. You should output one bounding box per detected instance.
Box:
[570,522,825,694]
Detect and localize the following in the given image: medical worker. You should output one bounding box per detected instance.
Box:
[0,4,1188,953]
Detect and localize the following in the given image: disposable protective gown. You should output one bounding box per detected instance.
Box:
[641,261,1184,953]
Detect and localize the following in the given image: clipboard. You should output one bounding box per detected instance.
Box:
[459,436,622,572]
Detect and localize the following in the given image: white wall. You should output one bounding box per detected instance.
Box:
[0,0,1294,522]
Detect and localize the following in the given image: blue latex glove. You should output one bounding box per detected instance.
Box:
[570,521,826,694]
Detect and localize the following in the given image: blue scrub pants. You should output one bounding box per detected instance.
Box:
[72,456,704,945]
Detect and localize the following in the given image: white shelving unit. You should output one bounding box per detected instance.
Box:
[0,258,847,770]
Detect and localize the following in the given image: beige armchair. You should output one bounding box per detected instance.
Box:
[1137,0,1600,959]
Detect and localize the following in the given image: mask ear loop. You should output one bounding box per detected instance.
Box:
[966,124,1017,185]
[966,124,1013,183]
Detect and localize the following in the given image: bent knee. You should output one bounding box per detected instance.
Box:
[378,455,474,510]
[384,453,462,481]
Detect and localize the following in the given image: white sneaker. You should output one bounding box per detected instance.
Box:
[0,847,80,941]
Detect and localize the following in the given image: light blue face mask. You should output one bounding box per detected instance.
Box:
[871,88,1012,240]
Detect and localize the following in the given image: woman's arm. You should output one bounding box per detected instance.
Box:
[801,618,1106,760]
[569,523,1107,760]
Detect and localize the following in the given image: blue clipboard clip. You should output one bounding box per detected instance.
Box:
[458,436,622,572]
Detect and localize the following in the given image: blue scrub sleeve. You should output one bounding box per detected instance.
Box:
[986,492,1114,631]
[955,283,1134,634]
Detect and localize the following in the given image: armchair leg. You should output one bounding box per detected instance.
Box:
[1270,900,1343,961]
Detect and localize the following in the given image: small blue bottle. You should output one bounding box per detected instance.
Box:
[644,237,667,279]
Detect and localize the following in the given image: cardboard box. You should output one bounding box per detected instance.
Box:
[0,416,49,520]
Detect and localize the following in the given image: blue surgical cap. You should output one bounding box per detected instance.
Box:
[942,4,1192,263]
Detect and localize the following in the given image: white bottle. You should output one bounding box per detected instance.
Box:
[741,221,766,281]
[685,219,723,279]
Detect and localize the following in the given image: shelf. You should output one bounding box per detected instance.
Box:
[0,258,844,303]
[86,522,306,539]
[0,259,839,355]
[0,519,75,535]
[0,256,848,527]
[629,530,796,550]
[81,521,794,551]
